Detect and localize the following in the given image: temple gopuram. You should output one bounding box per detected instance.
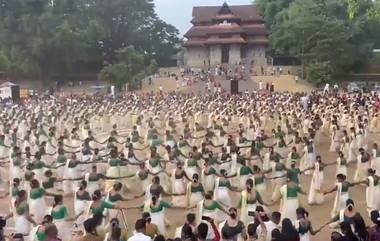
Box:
[183,2,268,68]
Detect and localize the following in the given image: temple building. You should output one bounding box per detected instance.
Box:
[183,3,268,68]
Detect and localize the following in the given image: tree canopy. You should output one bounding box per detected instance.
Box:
[0,0,179,84]
[257,0,380,84]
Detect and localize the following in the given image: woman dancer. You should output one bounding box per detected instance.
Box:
[5,190,37,237]
[336,151,348,176]
[29,179,55,223]
[74,181,91,222]
[279,175,307,222]
[239,179,269,225]
[324,174,359,218]
[196,192,228,224]
[106,182,131,223]
[295,208,321,241]
[213,169,239,207]
[307,156,330,205]
[354,148,371,182]
[169,161,190,207]
[50,195,72,241]
[183,171,204,206]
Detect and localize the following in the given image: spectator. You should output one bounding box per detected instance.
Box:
[257,211,281,241]
[221,207,246,241]
[142,212,160,238]
[32,215,53,241]
[79,218,103,241]
[154,235,165,241]
[106,218,129,241]
[175,213,196,239]
[127,219,151,241]
[330,231,343,241]
[249,206,270,235]
[44,224,60,241]
[197,217,220,241]
[108,226,121,241]
[280,218,299,241]
[368,210,380,241]
[247,212,267,241]
[271,229,285,241]
[340,222,358,241]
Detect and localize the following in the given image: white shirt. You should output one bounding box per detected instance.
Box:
[256,220,278,241]
[127,232,151,241]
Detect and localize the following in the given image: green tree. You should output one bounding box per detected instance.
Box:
[0,51,9,72]
[99,46,158,90]
[0,0,179,81]
[258,0,380,84]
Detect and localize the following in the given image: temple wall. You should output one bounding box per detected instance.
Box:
[185,47,209,68]
[229,44,241,65]
[247,46,267,66]
[210,45,221,66]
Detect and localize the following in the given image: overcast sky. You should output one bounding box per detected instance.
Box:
[154,0,254,36]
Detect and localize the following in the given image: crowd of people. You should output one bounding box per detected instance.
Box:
[0,89,379,241]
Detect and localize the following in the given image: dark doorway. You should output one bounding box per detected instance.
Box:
[240,45,247,59]
[221,45,230,63]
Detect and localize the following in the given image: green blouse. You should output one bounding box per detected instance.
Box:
[341,181,351,193]
[144,200,171,213]
[76,191,91,201]
[42,177,56,189]
[239,191,263,207]
[178,140,188,148]
[287,168,301,184]
[88,173,103,182]
[33,160,45,169]
[203,201,223,211]
[30,187,45,199]
[191,184,204,193]
[57,155,67,164]
[91,201,114,215]
[13,158,23,167]
[218,180,231,188]
[254,176,264,185]
[16,201,29,215]
[187,159,198,167]
[109,158,122,167]
[68,160,80,168]
[204,168,217,176]
[51,206,68,220]
[36,228,46,241]
[149,157,161,167]
[286,185,302,198]
[12,187,20,197]
[290,152,300,160]
[108,193,123,202]
[151,139,162,148]
[240,166,253,176]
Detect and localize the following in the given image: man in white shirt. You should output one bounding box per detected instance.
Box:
[256,211,281,241]
[127,219,151,241]
[324,83,330,95]
[259,80,263,90]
